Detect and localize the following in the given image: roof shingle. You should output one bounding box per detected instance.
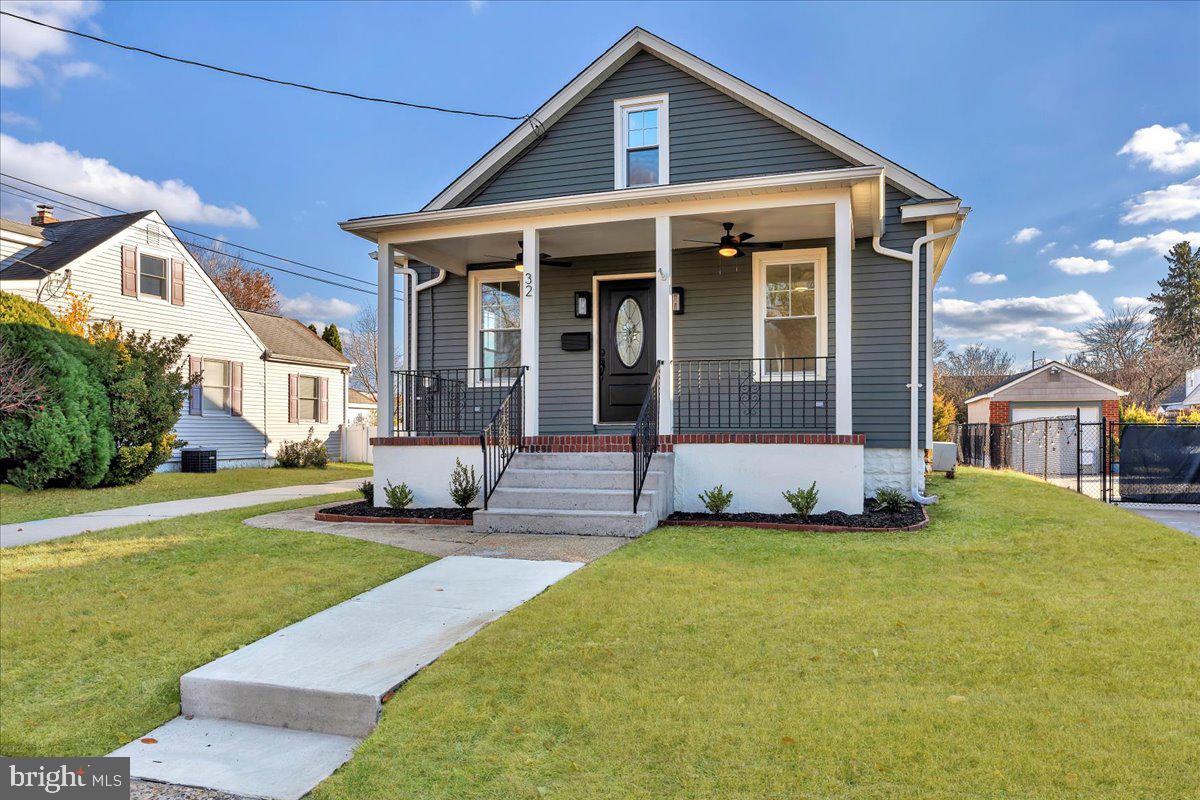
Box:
[237,310,351,367]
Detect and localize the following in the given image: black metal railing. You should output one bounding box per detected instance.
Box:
[394,367,524,435]
[480,369,526,510]
[631,361,662,513]
[672,357,832,432]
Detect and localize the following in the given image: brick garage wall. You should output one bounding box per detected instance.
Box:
[1101,399,1120,426]
[989,401,1011,424]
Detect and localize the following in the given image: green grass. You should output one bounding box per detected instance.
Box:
[0,492,433,757]
[312,469,1199,800]
[0,463,372,525]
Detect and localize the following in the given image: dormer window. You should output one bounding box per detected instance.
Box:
[614,94,669,189]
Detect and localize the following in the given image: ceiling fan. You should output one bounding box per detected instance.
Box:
[481,241,572,272]
[685,222,783,258]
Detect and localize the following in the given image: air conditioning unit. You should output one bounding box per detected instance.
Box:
[181,448,217,473]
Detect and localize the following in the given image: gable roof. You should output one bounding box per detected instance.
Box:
[0,211,151,280]
[964,361,1128,404]
[237,310,351,368]
[425,27,953,211]
[348,388,374,405]
[0,217,46,240]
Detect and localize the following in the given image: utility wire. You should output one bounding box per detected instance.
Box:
[1,173,375,288]
[0,10,533,123]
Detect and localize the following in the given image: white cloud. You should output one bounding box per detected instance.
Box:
[1037,241,1057,254]
[1092,229,1200,255]
[0,133,257,227]
[1120,176,1200,224]
[0,1,102,88]
[279,293,360,322]
[934,285,956,295]
[1050,256,1113,275]
[1113,296,1149,309]
[1009,227,1042,244]
[935,290,1103,353]
[0,110,37,127]
[58,60,99,80]
[467,0,486,11]
[967,271,1007,285]
[1118,124,1200,172]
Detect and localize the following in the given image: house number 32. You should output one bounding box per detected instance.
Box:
[524,272,533,297]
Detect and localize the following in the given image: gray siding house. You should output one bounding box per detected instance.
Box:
[342,28,967,534]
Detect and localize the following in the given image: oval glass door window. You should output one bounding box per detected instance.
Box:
[615,297,644,367]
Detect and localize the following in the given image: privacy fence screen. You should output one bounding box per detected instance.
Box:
[952,418,1200,504]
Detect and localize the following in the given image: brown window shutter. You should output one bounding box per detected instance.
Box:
[121,245,137,296]
[230,361,243,416]
[318,376,329,424]
[288,374,298,423]
[188,356,203,415]
[171,259,185,306]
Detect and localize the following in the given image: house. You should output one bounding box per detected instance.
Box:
[1157,368,1200,416]
[347,388,376,424]
[340,28,969,534]
[0,206,352,468]
[964,361,1125,426]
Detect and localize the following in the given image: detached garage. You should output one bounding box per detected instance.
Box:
[965,361,1126,427]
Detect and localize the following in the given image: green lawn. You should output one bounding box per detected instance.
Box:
[0,463,372,525]
[312,469,1199,800]
[0,492,432,757]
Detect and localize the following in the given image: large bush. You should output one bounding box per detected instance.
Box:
[0,295,113,489]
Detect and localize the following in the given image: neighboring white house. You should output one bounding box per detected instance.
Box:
[1158,368,1200,416]
[347,388,375,424]
[0,206,352,468]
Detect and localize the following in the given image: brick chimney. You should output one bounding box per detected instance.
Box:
[30,205,57,226]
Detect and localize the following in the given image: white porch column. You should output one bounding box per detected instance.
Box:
[377,243,397,438]
[834,196,853,436]
[654,215,674,434]
[521,227,540,435]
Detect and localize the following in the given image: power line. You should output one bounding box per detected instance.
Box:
[0,10,533,123]
[1,173,376,289]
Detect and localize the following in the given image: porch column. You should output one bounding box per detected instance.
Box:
[654,215,674,434]
[376,243,397,438]
[521,226,540,435]
[834,196,853,436]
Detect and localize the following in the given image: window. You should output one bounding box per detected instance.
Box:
[297,375,319,422]
[140,253,168,299]
[614,95,669,189]
[469,268,522,379]
[201,359,231,414]
[752,249,827,378]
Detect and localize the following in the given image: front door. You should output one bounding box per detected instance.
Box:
[598,278,656,423]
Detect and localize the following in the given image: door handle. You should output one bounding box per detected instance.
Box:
[599,348,607,377]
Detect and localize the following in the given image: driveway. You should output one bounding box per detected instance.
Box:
[1122,504,1200,537]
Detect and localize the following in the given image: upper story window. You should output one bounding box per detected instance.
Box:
[468,267,522,383]
[752,249,828,380]
[140,253,168,299]
[614,94,669,189]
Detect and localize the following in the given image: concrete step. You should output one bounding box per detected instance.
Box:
[473,507,657,537]
[511,451,672,471]
[488,486,656,512]
[500,467,668,491]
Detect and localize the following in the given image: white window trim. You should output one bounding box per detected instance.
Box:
[613,93,669,190]
[200,358,232,417]
[751,248,828,381]
[296,374,320,423]
[134,243,178,304]
[467,267,523,386]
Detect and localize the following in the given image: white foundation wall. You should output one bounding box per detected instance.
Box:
[864,448,916,495]
[673,443,864,515]
[373,445,483,508]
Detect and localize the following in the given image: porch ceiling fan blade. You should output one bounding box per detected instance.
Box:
[683,239,721,245]
[735,231,756,243]
[742,241,784,249]
[542,258,573,267]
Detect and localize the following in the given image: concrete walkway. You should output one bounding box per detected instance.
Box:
[0,479,364,548]
[1122,504,1200,537]
[111,555,582,800]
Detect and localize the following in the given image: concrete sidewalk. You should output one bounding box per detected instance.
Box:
[1122,504,1200,537]
[112,555,581,800]
[0,479,364,548]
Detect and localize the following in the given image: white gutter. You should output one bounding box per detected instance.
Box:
[872,214,963,504]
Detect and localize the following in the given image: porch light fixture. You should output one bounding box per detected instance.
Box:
[574,290,592,319]
[718,244,739,258]
[671,286,685,314]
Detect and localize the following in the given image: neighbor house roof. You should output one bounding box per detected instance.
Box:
[236,310,351,368]
[348,389,374,405]
[0,217,46,239]
[0,211,152,281]
[964,360,1128,404]
[396,27,953,217]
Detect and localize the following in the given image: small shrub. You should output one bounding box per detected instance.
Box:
[358,480,374,504]
[275,427,328,468]
[782,482,819,517]
[384,480,414,510]
[698,484,734,514]
[1121,402,1161,424]
[874,487,909,513]
[448,458,480,508]
[1177,408,1200,424]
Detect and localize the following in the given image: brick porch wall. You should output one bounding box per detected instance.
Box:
[371,432,866,450]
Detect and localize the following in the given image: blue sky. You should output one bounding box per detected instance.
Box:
[1,0,1197,363]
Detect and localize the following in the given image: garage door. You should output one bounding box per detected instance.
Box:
[1011,404,1101,423]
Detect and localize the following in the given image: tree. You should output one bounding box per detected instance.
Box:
[932,392,956,441]
[1068,307,1186,408]
[343,308,399,402]
[935,343,1015,422]
[321,322,343,352]
[186,239,280,312]
[307,323,319,335]
[941,343,1014,377]
[1148,240,1200,358]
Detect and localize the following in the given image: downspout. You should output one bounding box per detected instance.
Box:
[382,251,447,371]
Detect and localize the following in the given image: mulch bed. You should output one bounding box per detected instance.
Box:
[665,500,928,532]
[315,501,474,526]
